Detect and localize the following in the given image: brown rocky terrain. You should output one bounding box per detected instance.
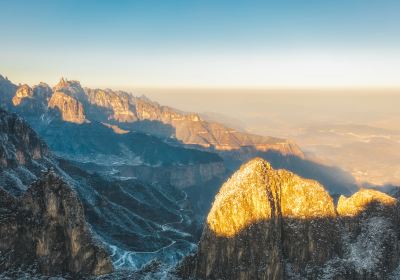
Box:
[178,158,400,279]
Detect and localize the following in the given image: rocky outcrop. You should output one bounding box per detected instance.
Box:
[337,188,397,217]
[0,109,113,276]
[0,108,48,168]
[0,108,56,196]
[48,91,86,124]
[2,75,303,157]
[53,78,86,99]
[0,171,113,276]
[336,189,400,279]
[179,158,400,280]
[85,88,137,122]
[11,83,52,115]
[12,84,33,106]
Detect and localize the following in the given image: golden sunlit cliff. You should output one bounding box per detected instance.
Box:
[178,158,400,280]
[337,188,397,217]
[48,91,86,124]
[207,158,336,238]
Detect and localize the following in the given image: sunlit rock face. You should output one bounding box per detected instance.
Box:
[85,88,137,122]
[186,158,338,280]
[132,97,303,155]
[48,91,86,124]
[2,76,304,161]
[0,171,113,276]
[179,158,400,280]
[337,188,397,217]
[53,78,86,99]
[12,84,33,106]
[9,76,303,156]
[12,83,52,115]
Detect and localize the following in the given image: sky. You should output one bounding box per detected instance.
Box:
[1,0,400,88]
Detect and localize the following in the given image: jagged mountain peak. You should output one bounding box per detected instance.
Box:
[2,73,303,156]
[337,188,398,217]
[53,77,84,98]
[12,84,33,105]
[48,91,86,124]
[55,77,80,87]
[207,157,335,238]
[181,158,400,280]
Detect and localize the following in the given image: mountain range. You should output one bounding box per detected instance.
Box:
[0,75,358,193]
[1,74,397,279]
[1,75,301,153]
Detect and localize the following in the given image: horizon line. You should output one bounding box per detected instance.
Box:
[3,73,400,93]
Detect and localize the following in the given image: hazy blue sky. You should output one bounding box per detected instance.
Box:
[1,0,400,88]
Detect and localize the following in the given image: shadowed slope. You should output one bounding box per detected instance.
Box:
[0,171,113,277]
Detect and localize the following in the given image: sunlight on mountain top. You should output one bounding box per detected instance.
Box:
[206,158,336,237]
[337,188,397,217]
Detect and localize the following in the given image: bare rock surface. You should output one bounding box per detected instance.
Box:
[0,171,113,277]
[179,158,400,280]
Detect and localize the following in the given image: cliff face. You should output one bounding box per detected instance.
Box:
[132,96,303,155]
[0,171,113,276]
[0,99,205,275]
[10,83,52,118]
[0,109,48,168]
[180,158,400,280]
[85,88,137,122]
[48,91,86,124]
[0,75,16,108]
[188,158,338,280]
[0,109,52,195]
[0,109,113,277]
[2,77,310,196]
[3,76,302,157]
[12,84,33,106]
[337,189,400,279]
